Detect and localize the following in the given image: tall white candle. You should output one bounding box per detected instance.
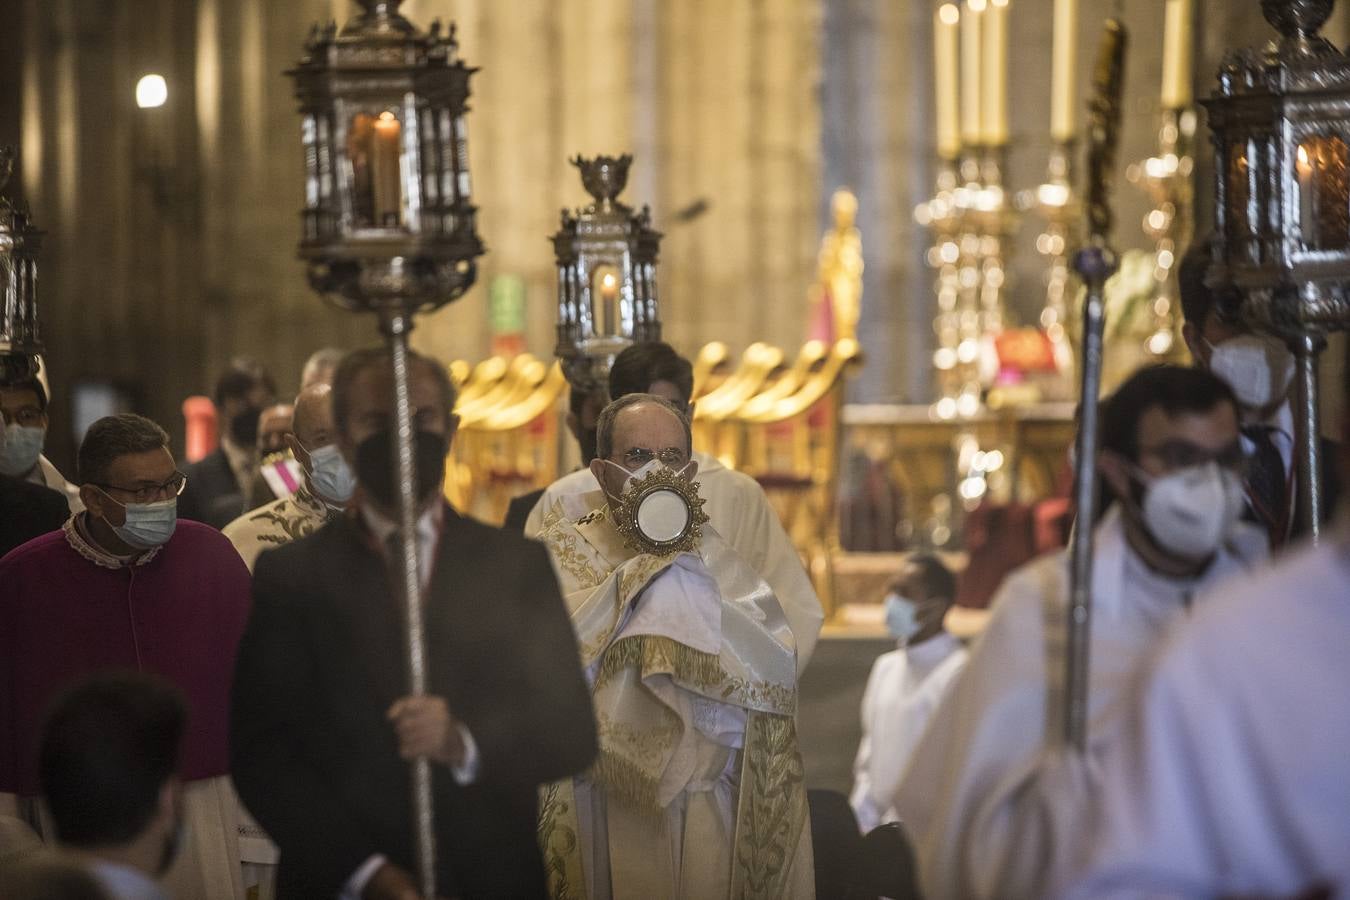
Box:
[961,0,985,147]
[1050,0,1078,141]
[982,0,1009,146]
[936,4,961,159]
[1161,0,1194,108]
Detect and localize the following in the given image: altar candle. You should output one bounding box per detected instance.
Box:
[982,0,1009,146]
[598,271,619,336]
[1161,0,1193,108]
[1050,0,1078,141]
[936,4,961,159]
[961,0,984,147]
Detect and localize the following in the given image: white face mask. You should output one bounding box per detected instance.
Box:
[0,423,46,477]
[883,593,921,642]
[303,442,357,506]
[1207,334,1295,411]
[1136,462,1246,560]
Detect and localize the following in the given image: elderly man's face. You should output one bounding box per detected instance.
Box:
[590,401,697,504]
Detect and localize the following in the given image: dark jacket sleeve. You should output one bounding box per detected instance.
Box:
[465,539,597,787]
[229,549,381,894]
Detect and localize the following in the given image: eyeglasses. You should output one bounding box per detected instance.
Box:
[94,472,188,505]
[1137,440,1248,475]
[613,446,687,470]
[1,406,45,427]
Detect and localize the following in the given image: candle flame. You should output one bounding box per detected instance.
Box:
[968,0,987,11]
[939,3,960,24]
[991,0,1009,7]
[601,272,617,289]
[1297,144,1310,166]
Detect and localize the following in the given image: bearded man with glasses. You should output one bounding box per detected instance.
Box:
[0,413,251,899]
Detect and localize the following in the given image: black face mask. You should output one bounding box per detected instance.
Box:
[229,406,262,445]
[355,429,449,510]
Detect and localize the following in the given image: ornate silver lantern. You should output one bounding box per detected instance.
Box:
[290,0,483,311]
[0,148,43,381]
[287,3,484,894]
[552,154,662,395]
[1202,0,1350,540]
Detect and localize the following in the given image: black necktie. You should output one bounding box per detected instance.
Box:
[1243,425,1287,539]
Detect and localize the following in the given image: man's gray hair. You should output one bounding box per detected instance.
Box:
[594,393,692,462]
[77,414,170,485]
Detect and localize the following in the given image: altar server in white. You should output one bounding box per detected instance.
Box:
[892,365,1268,900]
[849,553,966,832]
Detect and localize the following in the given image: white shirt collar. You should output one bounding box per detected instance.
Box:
[905,630,963,669]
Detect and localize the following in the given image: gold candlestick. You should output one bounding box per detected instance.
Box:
[1127,107,1195,359]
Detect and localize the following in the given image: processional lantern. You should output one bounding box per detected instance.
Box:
[0,147,44,382]
[552,154,662,396]
[290,0,483,312]
[286,3,484,895]
[1201,0,1350,539]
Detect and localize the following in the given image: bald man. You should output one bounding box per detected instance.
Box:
[224,384,354,572]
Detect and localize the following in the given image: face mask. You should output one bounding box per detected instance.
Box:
[229,407,262,445]
[1207,334,1295,411]
[1136,462,1246,560]
[304,442,357,506]
[0,423,45,476]
[109,498,178,550]
[884,593,921,642]
[354,429,448,510]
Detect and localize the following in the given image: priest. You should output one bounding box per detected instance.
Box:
[535,394,814,900]
[0,412,250,898]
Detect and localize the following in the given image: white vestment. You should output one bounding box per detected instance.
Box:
[535,490,814,900]
[1056,534,1350,898]
[849,631,966,832]
[525,451,824,673]
[222,484,334,573]
[892,507,1267,900]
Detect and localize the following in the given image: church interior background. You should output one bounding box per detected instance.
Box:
[4,0,1348,790]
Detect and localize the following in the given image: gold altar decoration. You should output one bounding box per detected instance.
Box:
[442,353,567,521]
[809,189,864,342]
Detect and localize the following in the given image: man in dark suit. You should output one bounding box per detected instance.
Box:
[179,358,276,528]
[230,347,597,900]
[0,473,68,557]
[1179,241,1340,546]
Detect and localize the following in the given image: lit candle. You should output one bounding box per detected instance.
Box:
[598,271,619,336]
[371,111,403,228]
[1161,0,1193,109]
[961,0,984,147]
[982,0,1009,146]
[1050,0,1078,141]
[935,4,962,159]
[1297,143,1318,244]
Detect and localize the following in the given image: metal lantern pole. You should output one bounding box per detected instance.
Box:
[288,4,484,894]
[0,146,45,382]
[1065,18,1127,752]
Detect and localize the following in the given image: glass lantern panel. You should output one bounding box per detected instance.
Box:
[1226,142,1255,262]
[1295,135,1350,252]
[591,265,622,339]
[347,110,407,230]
